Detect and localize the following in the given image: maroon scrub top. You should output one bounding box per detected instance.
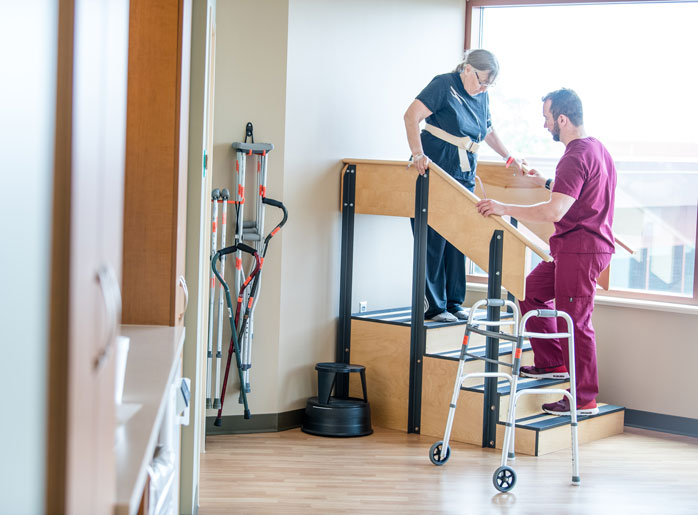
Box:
[549,137,617,256]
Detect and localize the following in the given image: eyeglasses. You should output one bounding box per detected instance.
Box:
[474,70,495,88]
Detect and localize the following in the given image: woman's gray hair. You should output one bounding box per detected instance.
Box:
[454,49,499,82]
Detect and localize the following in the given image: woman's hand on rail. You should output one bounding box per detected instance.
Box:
[410,153,430,175]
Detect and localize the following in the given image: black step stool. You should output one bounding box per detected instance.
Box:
[301,362,372,437]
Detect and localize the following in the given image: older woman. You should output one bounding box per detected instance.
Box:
[404,49,524,322]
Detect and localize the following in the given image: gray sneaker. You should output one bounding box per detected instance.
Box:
[430,311,458,323]
[449,308,469,320]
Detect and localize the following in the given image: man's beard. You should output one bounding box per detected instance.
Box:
[552,119,560,142]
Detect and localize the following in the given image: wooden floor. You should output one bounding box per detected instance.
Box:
[199,426,698,514]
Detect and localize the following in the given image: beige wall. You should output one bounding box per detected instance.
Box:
[211,0,465,415]
[211,0,288,416]
[594,301,698,419]
[279,0,466,411]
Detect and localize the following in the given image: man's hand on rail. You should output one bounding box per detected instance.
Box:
[476,198,507,217]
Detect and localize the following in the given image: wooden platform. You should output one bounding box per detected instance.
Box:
[350,307,624,456]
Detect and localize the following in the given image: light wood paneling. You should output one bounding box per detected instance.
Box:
[495,408,625,456]
[498,381,569,421]
[353,161,419,217]
[123,0,190,325]
[420,357,483,445]
[341,159,552,299]
[348,320,411,431]
[536,409,625,456]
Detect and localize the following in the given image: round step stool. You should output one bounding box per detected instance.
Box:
[301,362,373,437]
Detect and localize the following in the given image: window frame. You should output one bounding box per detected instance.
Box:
[463,0,698,306]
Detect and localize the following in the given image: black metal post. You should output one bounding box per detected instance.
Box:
[483,230,504,447]
[336,165,356,398]
[408,172,429,434]
[507,218,518,311]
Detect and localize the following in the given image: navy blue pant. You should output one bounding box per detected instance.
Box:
[412,176,474,318]
[424,227,466,317]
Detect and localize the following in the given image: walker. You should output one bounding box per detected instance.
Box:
[428,298,580,492]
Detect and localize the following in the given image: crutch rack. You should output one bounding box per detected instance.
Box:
[428,300,580,492]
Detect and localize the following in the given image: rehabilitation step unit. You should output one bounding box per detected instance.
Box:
[349,306,624,456]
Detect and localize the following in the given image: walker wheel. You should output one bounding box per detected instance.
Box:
[429,441,450,466]
[493,466,517,492]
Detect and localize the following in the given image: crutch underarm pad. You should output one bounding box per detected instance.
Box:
[537,309,558,317]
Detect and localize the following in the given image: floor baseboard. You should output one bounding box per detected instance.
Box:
[206,408,304,435]
[625,409,698,438]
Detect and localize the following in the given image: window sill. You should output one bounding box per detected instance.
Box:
[466,283,698,315]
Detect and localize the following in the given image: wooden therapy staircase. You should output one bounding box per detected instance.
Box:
[340,159,624,456]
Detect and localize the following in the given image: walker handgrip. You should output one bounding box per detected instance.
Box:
[487,299,505,307]
[537,309,558,317]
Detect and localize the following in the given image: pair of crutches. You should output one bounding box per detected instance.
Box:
[429,299,580,492]
[211,195,288,424]
[231,130,273,398]
[206,188,231,409]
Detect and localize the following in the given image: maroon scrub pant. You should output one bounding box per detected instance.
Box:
[518,252,612,405]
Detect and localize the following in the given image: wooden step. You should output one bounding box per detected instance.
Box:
[350,307,528,434]
[495,404,625,456]
[464,376,570,420]
[420,358,561,445]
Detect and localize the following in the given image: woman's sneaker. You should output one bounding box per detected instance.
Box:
[542,398,599,416]
[429,311,458,323]
[519,365,569,380]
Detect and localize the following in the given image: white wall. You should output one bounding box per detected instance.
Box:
[280,0,465,411]
[0,1,56,512]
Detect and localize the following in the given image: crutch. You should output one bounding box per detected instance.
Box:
[231,128,273,397]
[213,188,230,409]
[211,242,261,424]
[429,299,520,468]
[496,309,580,491]
[205,188,220,409]
[236,196,288,361]
[241,147,271,394]
[231,148,247,401]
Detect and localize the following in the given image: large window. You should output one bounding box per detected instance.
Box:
[468,0,698,304]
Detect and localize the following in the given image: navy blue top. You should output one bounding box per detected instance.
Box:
[416,72,491,184]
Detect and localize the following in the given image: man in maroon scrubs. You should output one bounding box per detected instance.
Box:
[476,88,617,416]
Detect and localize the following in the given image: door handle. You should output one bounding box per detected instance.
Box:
[95,264,121,370]
[178,275,189,321]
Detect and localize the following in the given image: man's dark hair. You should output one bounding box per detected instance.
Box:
[542,88,584,126]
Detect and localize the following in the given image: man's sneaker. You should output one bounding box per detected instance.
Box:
[429,311,458,323]
[448,307,469,320]
[542,398,599,416]
[520,365,569,380]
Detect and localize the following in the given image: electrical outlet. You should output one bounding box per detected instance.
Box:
[359,301,368,313]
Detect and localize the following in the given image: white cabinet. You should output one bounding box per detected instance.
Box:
[115,325,187,515]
